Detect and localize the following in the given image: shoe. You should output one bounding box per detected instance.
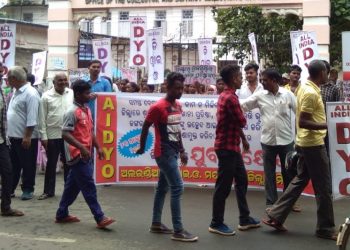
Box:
[262,218,288,232]
[55,215,80,223]
[238,217,261,231]
[149,223,173,234]
[292,204,302,212]
[209,223,236,236]
[20,191,33,200]
[316,231,338,241]
[1,208,24,217]
[38,193,54,200]
[97,217,115,229]
[171,229,198,242]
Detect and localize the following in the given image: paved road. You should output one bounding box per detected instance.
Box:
[0,173,348,250]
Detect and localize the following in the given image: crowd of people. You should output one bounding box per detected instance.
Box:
[0,58,343,242]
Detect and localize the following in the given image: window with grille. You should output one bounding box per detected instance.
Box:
[118,11,130,37]
[119,11,129,21]
[154,10,167,36]
[182,10,193,37]
[23,13,33,22]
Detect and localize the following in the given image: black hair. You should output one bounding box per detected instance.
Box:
[72,79,91,98]
[244,62,259,72]
[220,64,241,84]
[128,82,140,92]
[322,60,331,75]
[308,60,326,79]
[167,72,185,88]
[88,60,102,67]
[289,65,302,73]
[27,73,35,85]
[216,78,224,84]
[262,68,282,84]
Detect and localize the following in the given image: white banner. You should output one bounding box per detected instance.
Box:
[175,65,216,85]
[248,33,259,64]
[198,38,213,65]
[342,32,350,81]
[327,102,350,200]
[92,38,112,77]
[68,68,89,86]
[31,51,47,86]
[121,68,138,83]
[0,23,16,75]
[129,16,147,67]
[147,28,164,85]
[290,30,305,65]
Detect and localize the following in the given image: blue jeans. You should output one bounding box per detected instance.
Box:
[153,146,184,232]
[56,159,104,223]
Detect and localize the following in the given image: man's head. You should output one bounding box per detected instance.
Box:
[88,60,102,78]
[261,69,281,93]
[322,60,331,80]
[288,65,302,84]
[244,62,259,84]
[53,73,68,94]
[281,73,290,86]
[166,72,185,100]
[220,64,242,90]
[329,69,338,83]
[125,82,140,93]
[216,78,225,94]
[119,78,129,92]
[308,60,328,85]
[7,66,27,89]
[72,79,91,103]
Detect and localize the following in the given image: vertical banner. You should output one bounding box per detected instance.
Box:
[198,38,213,65]
[95,94,118,184]
[147,28,164,85]
[31,51,47,86]
[327,102,350,200]
[0,23,16,75]
[129,16,147,67]
[248,33,259,64]
[342,32,350,81]
[92,38,112,77]
[290,30,305,65]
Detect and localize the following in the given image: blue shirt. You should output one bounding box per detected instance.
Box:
[85,76,112,119]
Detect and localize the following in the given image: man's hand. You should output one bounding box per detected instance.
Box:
[22,136,31,149]
[180,152,188,166]
[97,148,105,160]
[80,146,91,161]
[135,148,144,155]
[41,140,48,151]
[242,139,250,153]
[89,93,97,100]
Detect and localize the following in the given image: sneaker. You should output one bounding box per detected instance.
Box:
[209,223,236,236]
[171,229,198,242]
[238,217,261,231]
[21,191,33,201]
[149,223,173,234]
[97,217,115,229]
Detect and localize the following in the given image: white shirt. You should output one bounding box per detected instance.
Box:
[237,82,264,99]
[39,87,74,140]
[240,87,296,146]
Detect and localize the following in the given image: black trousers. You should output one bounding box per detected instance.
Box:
[43,139,69,196]
[10,138,38,193]
[0,143,12,212]
[211,149,250,226]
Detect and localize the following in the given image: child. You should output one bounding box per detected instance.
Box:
[55,79,115,229]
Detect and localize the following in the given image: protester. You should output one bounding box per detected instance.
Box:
[321,61,340,107]
[160,82,167,93]
[237,62,263,99]
[125,82,140,93]
[209,64,260,236]
[119,78,129,92]
[38,73,74,200]
[216,78,225,95]
[207,85,217,95]
[188,82,197,94]
[263,60,337,241]
[183,84,190,94]
[0,63,24,216]
[285,65,302,95]
[7,66,40,200]
[136,72,198,242]
[281,73,290,86]
[55,79,115,229]
[240,69,297,210]
[140,84,154,93]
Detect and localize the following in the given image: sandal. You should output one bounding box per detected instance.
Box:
[38,193,54,200]
[1,208,24,217]
[262,218,288,232]
[97,217,115,229]
[55,215,80,223]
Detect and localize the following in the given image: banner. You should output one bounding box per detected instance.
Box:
[94,93,314,196]
[121,68,137,83]
[0,23,16,75]
[248,33,259,64]
[198,38,213,65]
[290,30,305,65]
[129,16,147,67]
[147,28,164,85]
[175,65,216,85]
[68,68,89,85]
[92,38,112,77]
[342,32,350,81]
[327,102,350,200]
[31,51,47,86]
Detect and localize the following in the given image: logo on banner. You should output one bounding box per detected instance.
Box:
[118,129,154,158]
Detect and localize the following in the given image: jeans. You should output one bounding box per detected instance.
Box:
[10,138,38,193]
[261,142,294,205]
[153,146,184,232]
[56,159,104,223]
[211,149,250,226]
[0,143,12,212]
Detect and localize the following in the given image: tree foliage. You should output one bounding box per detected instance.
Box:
[213,6,302,71]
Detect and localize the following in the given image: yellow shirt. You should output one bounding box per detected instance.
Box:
[285,83,301,97]
[296,80,327,147]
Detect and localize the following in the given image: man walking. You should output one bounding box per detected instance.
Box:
[136,72,198,242]
[263,60,337,240]
[209,65,260,236]
[38,73,73,200]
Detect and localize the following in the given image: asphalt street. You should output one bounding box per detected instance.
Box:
[0,172,348,250]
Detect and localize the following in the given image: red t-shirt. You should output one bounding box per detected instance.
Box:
[145,98,182,158]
